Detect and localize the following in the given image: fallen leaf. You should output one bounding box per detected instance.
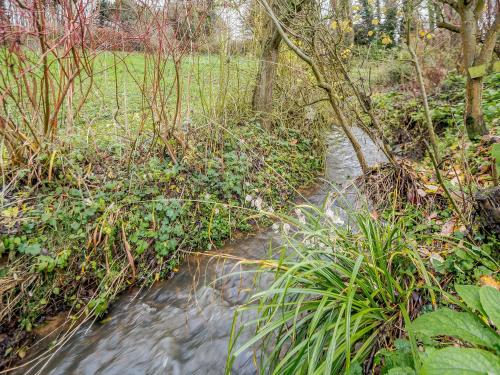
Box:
[440,219,456,236]
[427,212,438,220]
[480,275,500,290]
[417,188,427,197]
[424,184,439,194]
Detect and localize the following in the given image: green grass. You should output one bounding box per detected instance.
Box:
[226,207,435,374]
[64,52,257,148]
[80,52,255,116]
[0,49,258,160]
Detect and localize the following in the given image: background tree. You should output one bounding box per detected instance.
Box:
[252,0,302,128]
[354,0,375,44]
[383,0,399,42]
[331,0,355,45]
[437,0,499,139]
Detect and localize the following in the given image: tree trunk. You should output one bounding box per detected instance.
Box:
[465,75,488,139]
[461,8,489,139]
[252,28,281,130]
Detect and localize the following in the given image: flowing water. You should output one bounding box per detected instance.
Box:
[27,128,385,375]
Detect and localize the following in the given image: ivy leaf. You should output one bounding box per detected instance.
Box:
[410,308,500,350]
[421,347,500,375]
[455,284,485,314]
[479,286,500,328]
[19,243,41,256]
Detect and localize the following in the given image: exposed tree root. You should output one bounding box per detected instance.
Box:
[356,161,442,210]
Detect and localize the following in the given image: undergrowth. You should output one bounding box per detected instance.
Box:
[374,72,500,159]
[0,119,324,367]
[226,70,499,374]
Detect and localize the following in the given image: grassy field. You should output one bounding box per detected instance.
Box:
[56,52,257,148]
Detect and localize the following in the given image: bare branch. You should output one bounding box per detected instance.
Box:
[438,18,500,57]
[438,0,459,11]
[437,20,460,33]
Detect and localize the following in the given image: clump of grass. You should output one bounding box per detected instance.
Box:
[226,205,435,374]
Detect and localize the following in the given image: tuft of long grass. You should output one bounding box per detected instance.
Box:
[226,205,435,374]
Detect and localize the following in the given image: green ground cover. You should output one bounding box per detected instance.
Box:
[0,52,325,365]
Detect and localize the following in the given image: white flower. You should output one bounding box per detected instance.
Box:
[267,207,275,214]
[325,208,344,225]
[214,208,220,215]
[245,195,253,203]
[272,223,279,232]
[254,197,263,211]
[295,208,306,224]
[283,223,291,235]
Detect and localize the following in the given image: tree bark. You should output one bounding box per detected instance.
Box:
[464,76,488,138]
[252,28,282,129]
[461,7,489,139]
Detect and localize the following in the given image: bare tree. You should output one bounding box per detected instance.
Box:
[256,0,401,173]
[252,0,283,129]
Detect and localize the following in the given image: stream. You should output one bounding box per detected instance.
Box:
[26,127,385,375]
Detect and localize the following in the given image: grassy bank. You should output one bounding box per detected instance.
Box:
[0,52,326,368]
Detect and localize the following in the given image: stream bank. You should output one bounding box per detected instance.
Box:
[19,128,385,374]
[1,123,323,370]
